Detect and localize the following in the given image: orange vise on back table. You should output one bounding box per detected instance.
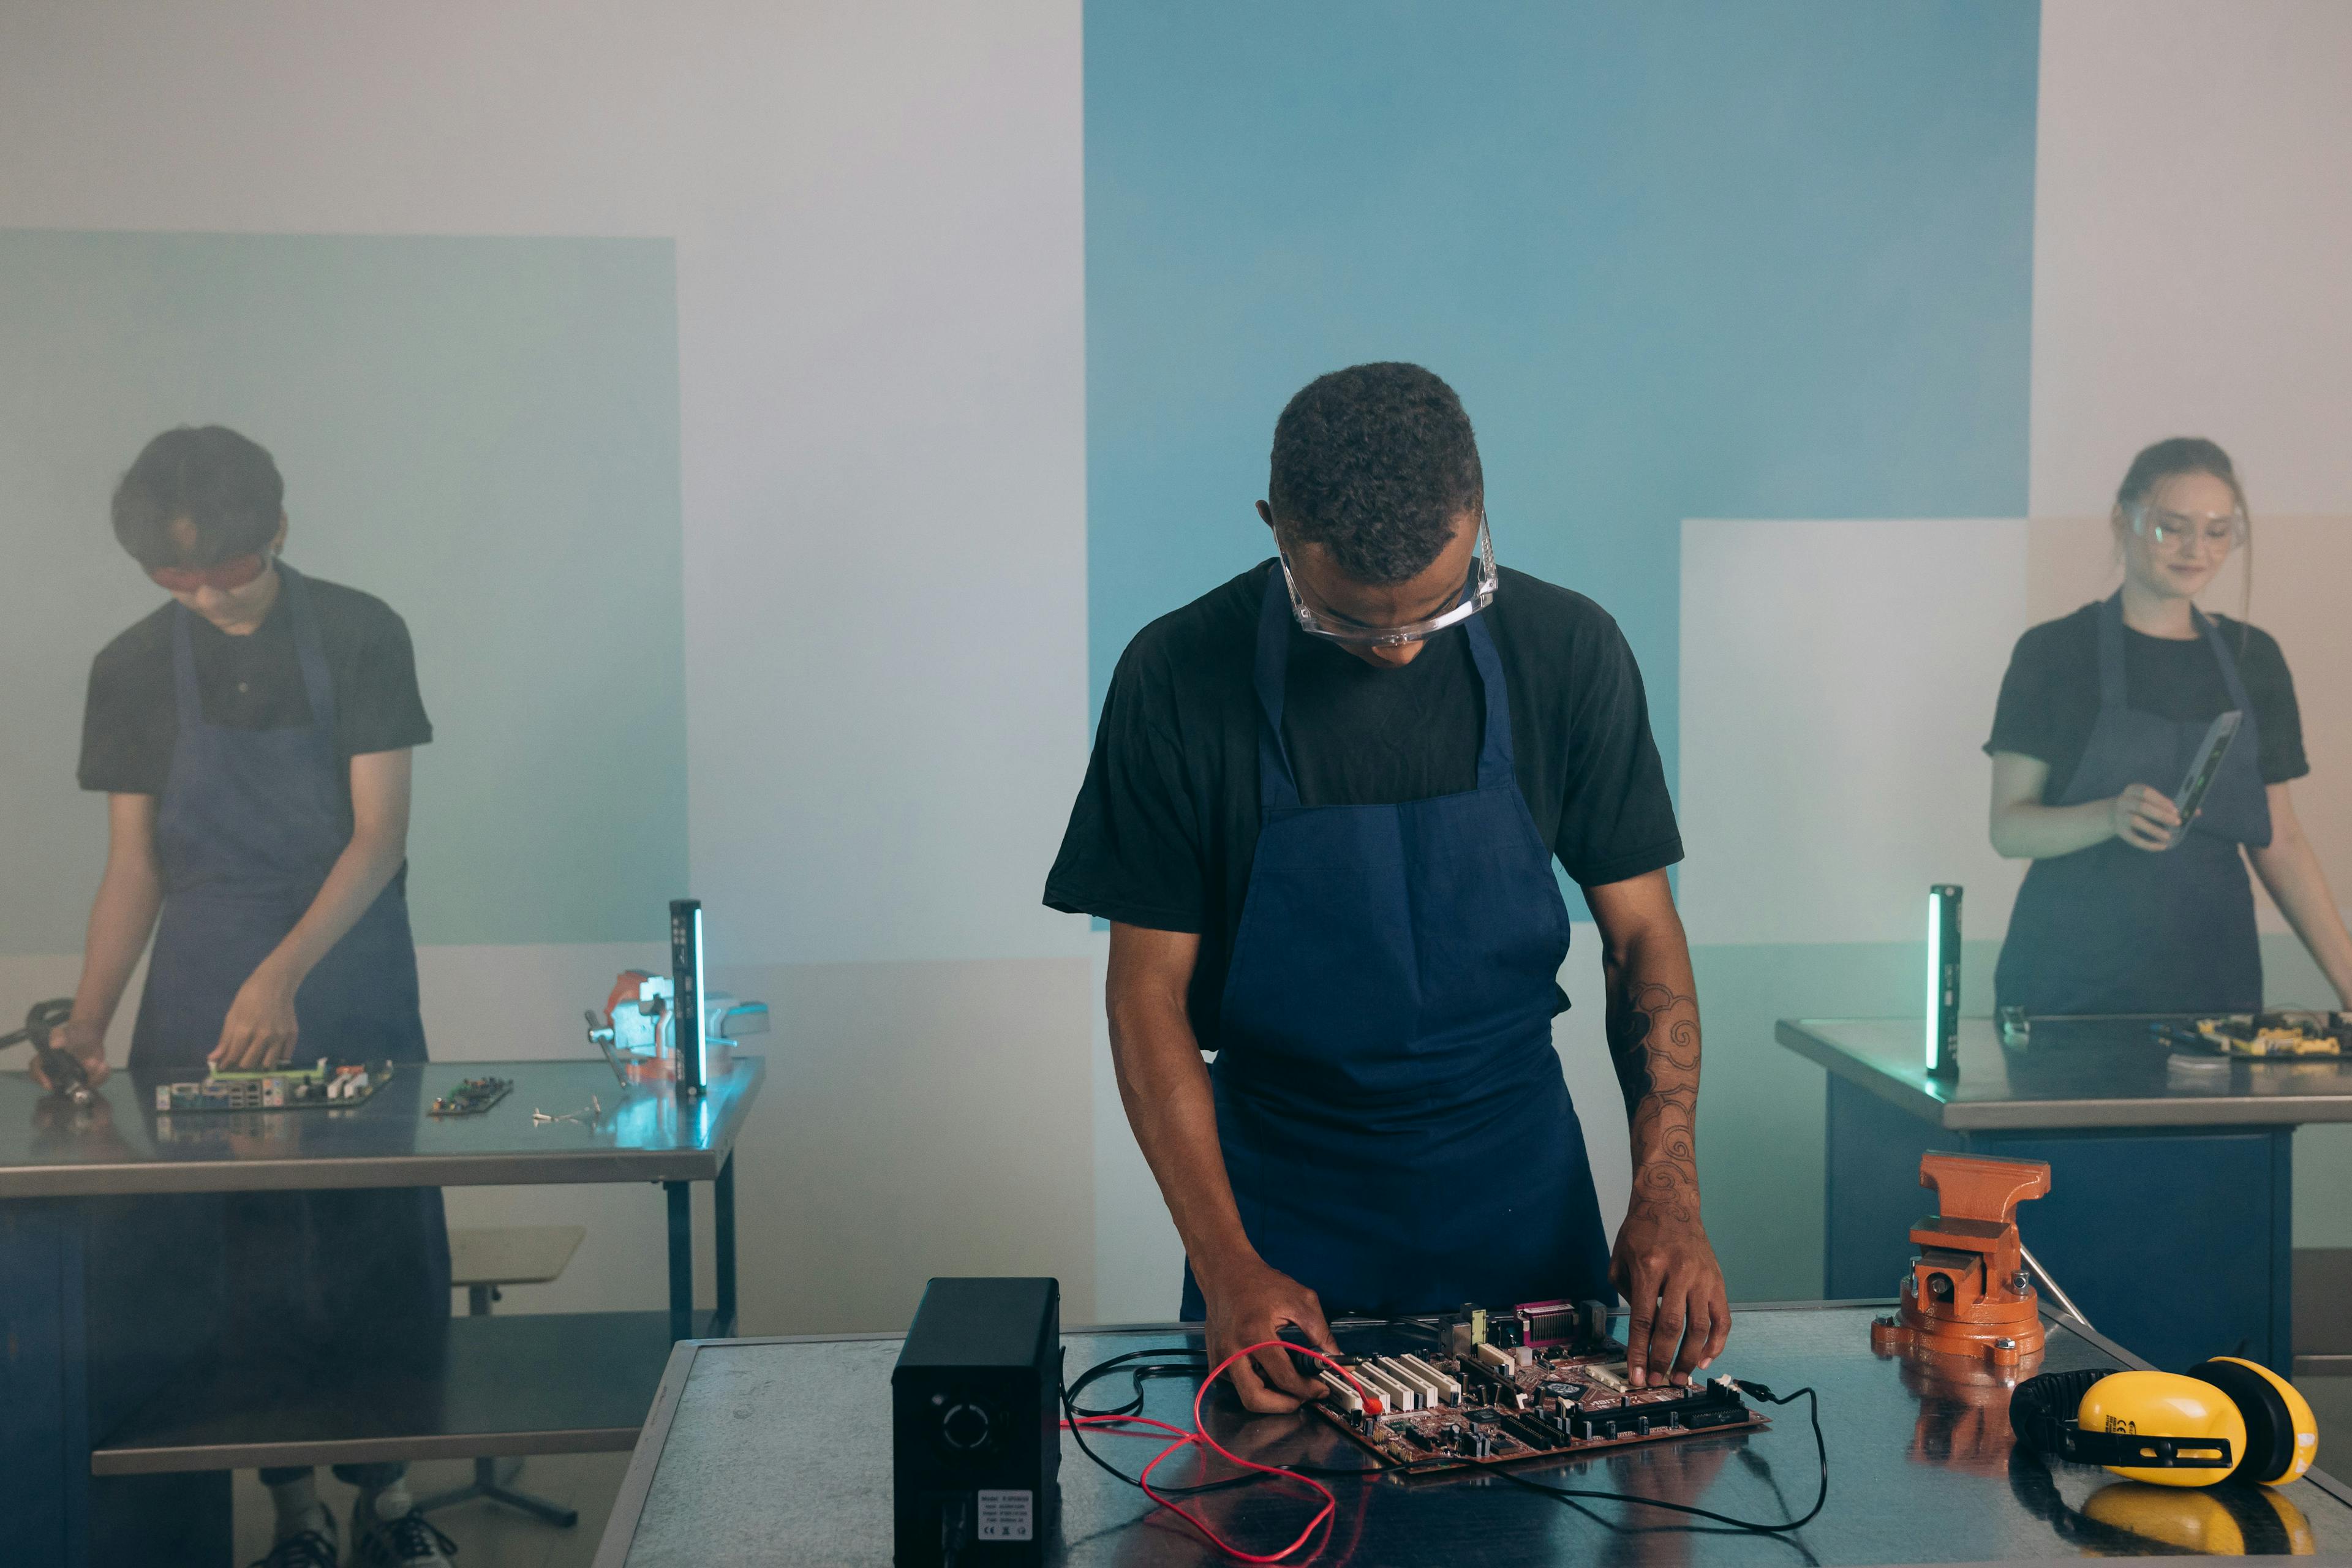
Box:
[1870,1152,2052,1368]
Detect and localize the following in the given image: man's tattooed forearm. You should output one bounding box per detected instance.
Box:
[1607,979,1702,1226]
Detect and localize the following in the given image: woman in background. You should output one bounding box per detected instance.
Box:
[41,426,454,1568]
[1986,437,2352,1017]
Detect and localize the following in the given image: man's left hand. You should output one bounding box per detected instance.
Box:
[211,964,302,1070]
[1610,1209,1730,1388]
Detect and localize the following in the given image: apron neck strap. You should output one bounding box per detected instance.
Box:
[276,563,338,733]
[2098,590,2255,714]
[1250,565,1515,812]
[2195,606,2256,713]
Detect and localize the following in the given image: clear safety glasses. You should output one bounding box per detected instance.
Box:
[1278,514,1499,648]
[2129,505,2247,552]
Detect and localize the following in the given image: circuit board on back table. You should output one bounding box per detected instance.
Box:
[1310,1299,1765,1477]
[152,1059,394,1112]
[2154,1011,2350,1058]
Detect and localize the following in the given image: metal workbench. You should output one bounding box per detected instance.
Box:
[1783,1016,2339,1376]
[593,1302,2352,1566]
[0,1057,761,1568]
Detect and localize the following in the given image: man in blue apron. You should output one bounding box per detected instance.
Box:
[1047,364,1729,1412]
[45,427,456,1568]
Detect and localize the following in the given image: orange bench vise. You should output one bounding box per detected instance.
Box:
[1870,1152,2051,1368]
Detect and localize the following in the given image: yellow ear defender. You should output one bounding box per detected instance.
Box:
[2011,1358,2319,1488]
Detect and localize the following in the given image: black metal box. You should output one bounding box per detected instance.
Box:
[892,1276,1061,1566]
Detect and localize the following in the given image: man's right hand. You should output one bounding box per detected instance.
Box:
[29,1016,111,1092]
[1200,1254,1341,1414]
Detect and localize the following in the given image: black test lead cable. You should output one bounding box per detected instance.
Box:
[1489,1379,1828,1539]
[1064,1346,1824,1541]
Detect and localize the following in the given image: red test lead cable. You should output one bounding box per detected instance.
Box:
[1060,1341,1377,1564]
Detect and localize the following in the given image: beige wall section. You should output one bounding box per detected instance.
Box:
[2024,517,2352,935]
[1678,519,2030,948]
[0,1,1091,970]
[2034,0,2352,517]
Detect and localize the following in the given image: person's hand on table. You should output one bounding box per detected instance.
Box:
[210,963,302,1069]
[29,1015,111,1091]
[1611,1209,1731,1389]
[1199,1253,1340,1414]
[2111,783,2184,851]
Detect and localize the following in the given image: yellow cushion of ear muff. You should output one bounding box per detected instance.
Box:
[2081,1483,2246,1554]
[2201,1356,2320,1485]
[2081,1480,2317,1555]
[2077,1371,2245,1487]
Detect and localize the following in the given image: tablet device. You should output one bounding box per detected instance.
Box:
[2170,709,2243,840]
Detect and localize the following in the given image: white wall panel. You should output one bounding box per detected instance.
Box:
[0,1,1090,968]
[1678,519,2029,948]
[2034,0,2352,518]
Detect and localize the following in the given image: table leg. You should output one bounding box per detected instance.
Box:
[665,1180,693,1343]
[715,1153,737,1337]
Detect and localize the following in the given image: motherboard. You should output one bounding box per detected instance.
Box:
[2157,1011,2351,1058]
[151,1059,393,1112]
[1309,1300,1764,1477]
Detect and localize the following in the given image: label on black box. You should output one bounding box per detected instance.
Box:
[976,1489,1033,1542]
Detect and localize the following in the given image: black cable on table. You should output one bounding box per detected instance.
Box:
[1490,1380,1826,1540]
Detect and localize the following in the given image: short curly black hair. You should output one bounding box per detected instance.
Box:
[1267,362,1483,585]
[112,425,284,570]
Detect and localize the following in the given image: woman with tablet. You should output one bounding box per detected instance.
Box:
[1986,437,2352,1017]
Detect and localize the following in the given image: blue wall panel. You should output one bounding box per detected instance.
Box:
[1084,0,2040,797]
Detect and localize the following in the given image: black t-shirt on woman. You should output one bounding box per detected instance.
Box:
[1984,602,2306,800]
[1044,560,1683,1049]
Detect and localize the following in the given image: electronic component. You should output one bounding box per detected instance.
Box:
[670,897,709,1095]
[429,1076,513,1117]
[892,1277,1060,1566]
[2157,1012,2350,1058]
[1307,1336,1765,1479]
[1926,884,1961,1080]
[152,1060,393,1112]
[1516,1297,1609,1351]
[2172,710,2244,831]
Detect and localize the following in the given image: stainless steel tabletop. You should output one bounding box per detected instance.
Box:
[0,1058,762,1197]
[1779,1017,2352,1131]
[592,1303,2352,1567]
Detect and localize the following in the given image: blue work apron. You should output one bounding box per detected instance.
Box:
[1996,593,2271,1017]
[1179,574,1613,1319]
[129,563,450,1354]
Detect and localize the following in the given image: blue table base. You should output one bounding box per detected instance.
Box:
[1823,1076,2293,1374]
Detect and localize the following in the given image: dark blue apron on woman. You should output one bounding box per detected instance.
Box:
[129,563,450,1355]
[1179,573,1613,1319]
[1996,592,2271,1017]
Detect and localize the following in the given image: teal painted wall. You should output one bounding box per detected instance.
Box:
[0,232,685,952]
[1084,0,2041,780]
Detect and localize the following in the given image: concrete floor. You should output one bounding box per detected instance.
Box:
[232,1452,631,1568]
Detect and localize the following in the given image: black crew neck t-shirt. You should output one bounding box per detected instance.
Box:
[78,572,433,804]
[1984,602,2306,799]
[1045,560,1683,1048]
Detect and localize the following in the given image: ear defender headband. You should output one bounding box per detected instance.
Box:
[2011,1359,2318,1488]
